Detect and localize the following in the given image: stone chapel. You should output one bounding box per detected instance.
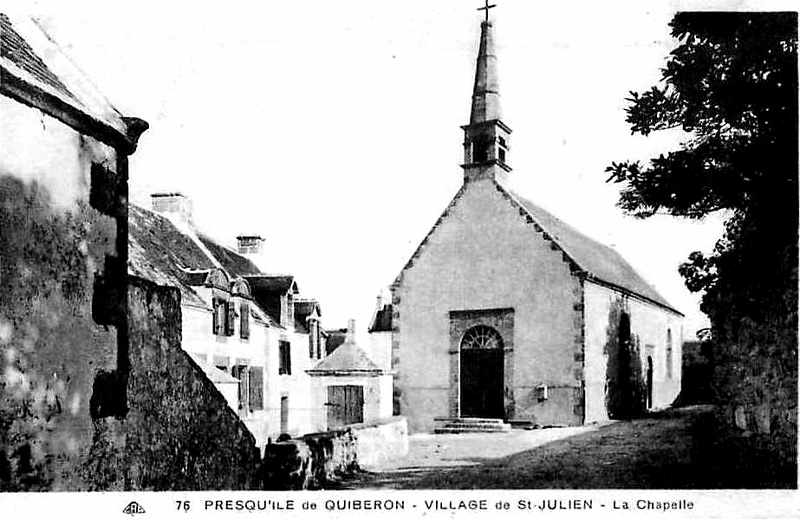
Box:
[390,14,684,433]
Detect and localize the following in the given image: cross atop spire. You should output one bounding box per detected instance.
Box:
[477,0,497,23]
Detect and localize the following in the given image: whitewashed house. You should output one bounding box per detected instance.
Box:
[129,194,327,447]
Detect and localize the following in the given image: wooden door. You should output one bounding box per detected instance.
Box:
[280,396,289,434]
[461,348,504,418]
[327,385,364,429]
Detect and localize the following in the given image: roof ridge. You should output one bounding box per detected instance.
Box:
[309,341,382,373]
[495,182,681,315]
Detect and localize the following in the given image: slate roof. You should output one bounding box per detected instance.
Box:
[325,328,348,355]
[395,181,681,315]
[501,185,679,313]
[128,204,214,308]
[368,304,393,333]
[294,300,320,334]
[244,275,297,294]
[197,234,261,277]
[243,275,298,324]
[0,14,76,102]
[128,203,282,327]
[307,341,382,375]
[0,14,141,150]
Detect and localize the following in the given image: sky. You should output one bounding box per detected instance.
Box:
[22,0,779,336]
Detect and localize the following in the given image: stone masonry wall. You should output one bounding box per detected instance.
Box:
[0,96,122,490]
[83,277,262,490]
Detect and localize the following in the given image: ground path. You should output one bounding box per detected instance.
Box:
[340,405,793,489]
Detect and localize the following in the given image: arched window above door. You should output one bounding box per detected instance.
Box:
[461,325,504,350]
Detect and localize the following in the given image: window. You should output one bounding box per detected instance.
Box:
[232,365,264,412]
[232,365,249,411]
[461,325,504,350]
[249,367,264,410]
[666,329,673,379]
[240,301,250,339]
[498,147,506,163]
[279,341,292,375]
[498,136,507,148]
[212,298,236,336]
[472,140,489,162]
[308,320,320,360]
[225,301,236,336]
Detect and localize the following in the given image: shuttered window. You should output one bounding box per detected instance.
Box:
[240,301,250,339]
[212,298,221,334]
[225,302,236,336]
[249,366,264,410]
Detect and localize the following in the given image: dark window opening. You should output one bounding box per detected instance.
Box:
[279,341,292,375]
[666,329,673,379]
[498,136,507,148]
[498,147,506,163]
[472,141,490,162]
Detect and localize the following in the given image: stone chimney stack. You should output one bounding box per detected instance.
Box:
[237,235,265,255]
[346,319,356,343]
[150,192,193,225]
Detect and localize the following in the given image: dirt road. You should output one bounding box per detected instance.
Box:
[344,406,794,489]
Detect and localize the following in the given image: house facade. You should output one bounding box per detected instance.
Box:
[130,194,327,446]
[391,18,683,433]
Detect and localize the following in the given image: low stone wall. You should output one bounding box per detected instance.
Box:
[262,429,356,490]
[261,416,408,489]
[351,416,408,469]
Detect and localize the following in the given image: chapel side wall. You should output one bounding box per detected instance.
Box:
[396,180,584,432]
[584,282,683,423]
[0,96,122,490]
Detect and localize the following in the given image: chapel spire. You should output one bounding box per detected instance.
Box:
[462,2,512,183]
[470,14,501,123]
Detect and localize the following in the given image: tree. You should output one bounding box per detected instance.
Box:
[606,12,797,458]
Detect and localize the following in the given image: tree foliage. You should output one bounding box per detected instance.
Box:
[607,12,796,220]
[607,12,797,445]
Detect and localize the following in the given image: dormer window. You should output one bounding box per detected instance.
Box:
[212,297,235,337]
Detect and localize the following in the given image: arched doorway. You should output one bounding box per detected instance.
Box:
[460,325,504,418]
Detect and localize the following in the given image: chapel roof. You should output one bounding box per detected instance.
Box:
[501,184,681,314]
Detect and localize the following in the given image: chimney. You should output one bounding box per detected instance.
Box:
[151,192,193,225]
[346,319,356,344]
[237,235,265,255]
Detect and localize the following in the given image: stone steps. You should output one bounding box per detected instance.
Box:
[433,417,512,434]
